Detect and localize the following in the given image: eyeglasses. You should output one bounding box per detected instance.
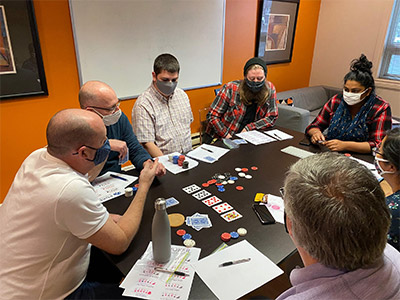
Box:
[372,147,384,157]
[279,187,285,198]
[88,101,120,113]
[279,187,289,234]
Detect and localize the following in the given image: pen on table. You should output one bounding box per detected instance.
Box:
[154,267,189,277]
[110,174,128,181]
[273,133,281,140]
[218,258,251,267]
[201,146,214,153]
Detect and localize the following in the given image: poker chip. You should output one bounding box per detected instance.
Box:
[218,188,225,192]
[251,166,258,171]
[238,172,245,177]
[222,181,228,185]
[237,228,247,236]
[241,168,248,172]
[202,183,210,188]
[245,175,252,179]
[215,182,223,186]
[230,231,239,239]
[236,186,244,191]
[183,239,196,247]
[125,187,133,197]
[131,186,138,192]
[176,229,186,236]
[235,167,242,172]
[228,180,235,184]
[230,176,238,181]
[218,175,225,179]
[221,232,231,242]
[344,153,351,157]
[134,184,139,188]
[208,179,216,185]
[182,233,192,241]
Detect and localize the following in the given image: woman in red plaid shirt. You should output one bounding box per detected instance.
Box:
[204,57,278,143]
[306,54,392,153]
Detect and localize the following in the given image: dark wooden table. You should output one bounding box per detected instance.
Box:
[103,127,374,299]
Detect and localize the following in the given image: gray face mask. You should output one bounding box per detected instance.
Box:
[156,80,177,96]
[245,78,265,93]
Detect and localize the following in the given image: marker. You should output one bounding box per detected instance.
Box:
[218,258,251,267]
[110,174,127,181]
[201,146,213,153]
[154,267,189,277]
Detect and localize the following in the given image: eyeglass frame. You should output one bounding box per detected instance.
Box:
[87,101,120,114]
[372,147,384,158]
[279,187,289,234]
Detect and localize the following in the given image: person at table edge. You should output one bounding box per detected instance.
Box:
[203,57,278,143]
[306,54,392,153]
[79,81,165,179]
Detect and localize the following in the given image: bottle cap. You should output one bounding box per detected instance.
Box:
[154,198,166,210]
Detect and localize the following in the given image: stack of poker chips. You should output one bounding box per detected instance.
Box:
[169,154,189,169]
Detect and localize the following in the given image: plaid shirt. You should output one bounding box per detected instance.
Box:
[205,80,278,139]
[132,84,193,155]
[306,93,392,148]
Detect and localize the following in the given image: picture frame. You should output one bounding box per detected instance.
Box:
[0,0,48,100]
[256,0,300,65]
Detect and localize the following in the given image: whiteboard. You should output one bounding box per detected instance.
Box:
[69,0,225,99]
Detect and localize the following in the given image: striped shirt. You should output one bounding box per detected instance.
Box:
[132,84,193,155]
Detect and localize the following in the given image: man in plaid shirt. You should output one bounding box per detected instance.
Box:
[204,57,278,142]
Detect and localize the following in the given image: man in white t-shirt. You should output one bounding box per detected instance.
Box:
[0,109,159,299]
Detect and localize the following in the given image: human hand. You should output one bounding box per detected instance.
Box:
[143,159,166,177]
[139,158,159,187]
[225,133,232,139]
[240,128,247,133]
[310,130,325,144]
[324,139,345,152]
[109,139,128,159]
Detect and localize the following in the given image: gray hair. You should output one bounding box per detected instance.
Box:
[284,152,390,271]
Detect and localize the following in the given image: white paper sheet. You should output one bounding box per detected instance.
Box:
[157,152,199,174]
[264,129,294,141]
[350,156,382,180]
[120,242,201,300]
[262,194,285,224]
[186,145,229,163]
[236,131,275,145]
[92,171,138,203]
[193,240,283,300]
[281,146,315,159]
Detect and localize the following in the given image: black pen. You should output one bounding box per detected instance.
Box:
[218,258,251,267]
[110,174,128,181]
[273,133,281,140]
[154,267,189,277]
[201,146,214,153]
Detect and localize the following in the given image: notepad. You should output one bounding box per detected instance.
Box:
[281,146,314,159]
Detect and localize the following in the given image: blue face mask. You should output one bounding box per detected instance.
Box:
[74,139,111,166]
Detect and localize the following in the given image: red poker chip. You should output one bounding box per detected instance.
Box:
[202,183,209,188]
[221,232,231,242]
[134,184,139,188]
[251,166,258,171]
[344,153,351,157]
[176,229,186,236]
[241,168,248,172]
[236,186,244,191]
[215,183,223,186]
[208,179,217,184]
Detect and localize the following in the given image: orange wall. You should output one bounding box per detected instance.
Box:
[0,0,321,202]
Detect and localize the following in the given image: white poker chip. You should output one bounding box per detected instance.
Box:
[218,175,225,179]
[228,180,235,184]
[245,174,252,179]
[237,228,247,236]
[238,172,246,177]
[222,181,228,185]
[183,239,196,247]
[124,187,133,197]
[235,167,242,172]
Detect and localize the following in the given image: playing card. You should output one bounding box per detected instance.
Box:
[212,202,233,214]
[165,197,179,208]
[221,210,242,222]
[186,213,212,231]
[182,184,201,194]
[202,196,222,207]
[192,189,211,200]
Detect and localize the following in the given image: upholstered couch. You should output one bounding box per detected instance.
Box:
[275,85,341,133]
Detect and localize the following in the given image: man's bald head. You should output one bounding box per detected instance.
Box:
[78,81,117,109]
[46,109,105,156]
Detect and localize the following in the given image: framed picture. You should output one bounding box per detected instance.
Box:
[256,0,299,65]
[0,0,47,100]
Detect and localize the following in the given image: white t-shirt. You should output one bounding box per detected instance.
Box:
[0,148,109,299]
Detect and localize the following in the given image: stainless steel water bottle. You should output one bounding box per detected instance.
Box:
[152,198,171,263]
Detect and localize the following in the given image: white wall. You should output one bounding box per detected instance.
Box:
[310,0,400,117]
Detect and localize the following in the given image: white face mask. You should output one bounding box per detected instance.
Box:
[374,157,395,176]
[93,108,121,126]
[342,89,369,106]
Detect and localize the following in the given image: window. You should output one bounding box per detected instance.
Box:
[379,0,400,81]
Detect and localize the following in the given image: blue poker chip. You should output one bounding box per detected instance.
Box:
[131,187,138,192]
[230,231,239,239]
[218,188,225,192]
[182,233,192,241]
[230,176,238,181]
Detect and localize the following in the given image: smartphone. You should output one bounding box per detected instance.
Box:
[252,204,275,225]
[299,136,311,146]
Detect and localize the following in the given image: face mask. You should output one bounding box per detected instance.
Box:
[92,108,121,126]
[245,78,265,93]
[86,139,111,165]
[156,80,177,96]
[374,157,395,176]
[342,89,368,106]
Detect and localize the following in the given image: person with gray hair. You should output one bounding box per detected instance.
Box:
[277,152,400,299]
[0,109,159,299]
